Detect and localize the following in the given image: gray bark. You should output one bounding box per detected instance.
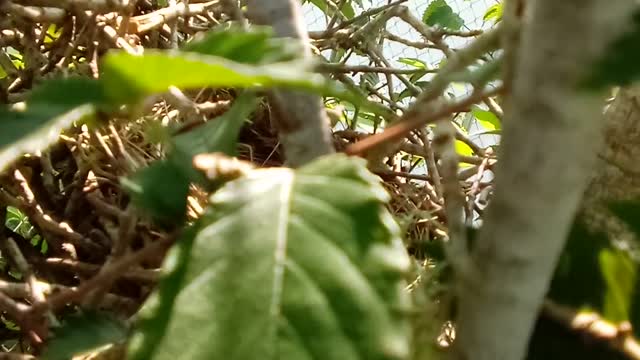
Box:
[246,0,335,167]
[452,1,636,360]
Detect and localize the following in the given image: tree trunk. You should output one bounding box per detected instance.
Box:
[452,1,636,360]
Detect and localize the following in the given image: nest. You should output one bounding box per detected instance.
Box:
[0,1,471,356]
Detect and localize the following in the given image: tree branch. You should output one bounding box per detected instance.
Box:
[452,1,638,359]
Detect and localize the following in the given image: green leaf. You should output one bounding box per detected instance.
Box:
[183,26,299,64]
[306,0,356,18]
[42,312,128,360]
[128,154,412,360]
[0,77,110,172]
[100,51,334,105]
[483,3,503,22]
[123,94,258,226]
[0,104,96,174]
[5,206,36,239]
[120,158,192,228]
[583,9,640,89]
[471,106,501,131]
[455,140,473,157]
[422,0,464,30]
[599,249,637,322]
[172,93,258,158]
[127,225,198,360]
[397,57,428,69]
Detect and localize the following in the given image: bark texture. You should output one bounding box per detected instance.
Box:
[452,1,637,360]
[246,0,335,167]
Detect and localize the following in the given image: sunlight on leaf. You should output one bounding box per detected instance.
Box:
[128,154,412,360]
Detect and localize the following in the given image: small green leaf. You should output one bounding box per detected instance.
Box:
[422,0,464,30]
[599,249,637,322]
[120,158,191,228]
[483,3,503,22]
[455,140,473,157]
[307,0,355,18]
[397,57,428,69]
[471,106,501,131]
[42,312,128,360]
[128,154,412,360]
[172,93,258,158]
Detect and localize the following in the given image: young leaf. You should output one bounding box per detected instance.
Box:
[120,158,192,228]
[127,154,412,360]
[599,249,637,322]
[471,106,501,131]
[397,57,428,69]
[42,312,128,360]
[483,3,503,22]
[422,0,464,30]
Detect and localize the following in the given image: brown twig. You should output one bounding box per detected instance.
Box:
[345,86,504,156]
[30,235,174,315]
[543,299,640,360]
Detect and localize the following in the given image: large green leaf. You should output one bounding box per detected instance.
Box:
[422,0,464,30]
[42,312,128,360]
[128,154,412,360]
[100,51,332,105]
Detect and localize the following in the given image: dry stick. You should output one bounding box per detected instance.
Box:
[419,129,443,200]
[543,300,640,360]
[1,174,97,253]
[329,0,408,33]
[316,62,435,75]
[345,86,504,156]
[30,236,174,316]
[38,258,159,283]
[344,26,502,156]
[465,156,490,226]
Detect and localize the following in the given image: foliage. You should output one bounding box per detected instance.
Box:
[42,312,128,360]
[422,0,464,30]
[128,155,412,360]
